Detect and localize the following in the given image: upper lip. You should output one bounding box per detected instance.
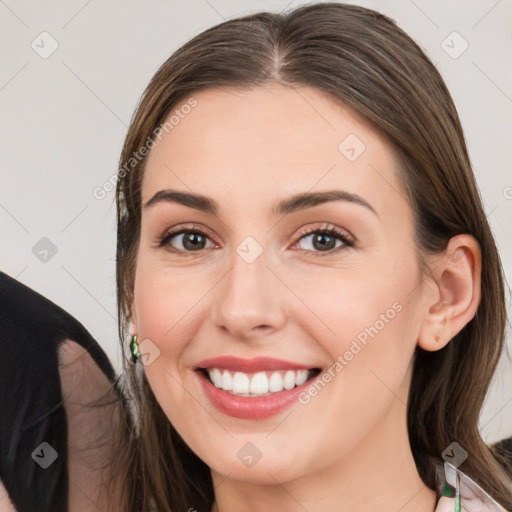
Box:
[194,356,318,373]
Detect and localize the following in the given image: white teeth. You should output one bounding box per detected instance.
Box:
[232,372,250,393]
[268,371,283,392]
[206,368,315,396]
[296,369,309,386]
[212,368,223,388]
[221,370,233,390]
[283,370,296,390]
[249,372,269,394]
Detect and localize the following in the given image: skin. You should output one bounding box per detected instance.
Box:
[130,83,481,512]
[0,482,16,512]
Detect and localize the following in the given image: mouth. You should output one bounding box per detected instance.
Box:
[193,356,324,419]
[197,367,322,397]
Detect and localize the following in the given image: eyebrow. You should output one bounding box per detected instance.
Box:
[143,188,378,217]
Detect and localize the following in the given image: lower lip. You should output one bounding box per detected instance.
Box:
[196,370,319,420]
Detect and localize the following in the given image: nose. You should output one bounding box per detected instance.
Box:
[210,249,287,342]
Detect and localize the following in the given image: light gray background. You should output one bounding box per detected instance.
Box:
[1,0,511,444]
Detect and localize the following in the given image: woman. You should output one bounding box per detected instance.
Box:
[2,2,511,511]
[105,2,512,511]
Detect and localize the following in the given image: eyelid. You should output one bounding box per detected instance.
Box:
[294,223,354,244]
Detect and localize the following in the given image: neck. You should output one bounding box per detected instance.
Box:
[210,397,437,512]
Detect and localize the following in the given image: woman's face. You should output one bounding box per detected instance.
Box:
[131,84,430,483]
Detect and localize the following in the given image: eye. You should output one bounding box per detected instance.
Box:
[292,224,354,256]
[154,222,354,257]
[154,223,215,255]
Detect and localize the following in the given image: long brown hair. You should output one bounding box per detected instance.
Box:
[107,3,512,510]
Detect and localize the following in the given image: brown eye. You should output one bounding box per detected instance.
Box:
[155,224,215,255]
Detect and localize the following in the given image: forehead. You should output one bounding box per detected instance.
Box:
[141,84,405,218]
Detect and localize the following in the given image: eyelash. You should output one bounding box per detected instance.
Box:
[154,223,355,257]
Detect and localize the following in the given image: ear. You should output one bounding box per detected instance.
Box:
[418,234,481,351]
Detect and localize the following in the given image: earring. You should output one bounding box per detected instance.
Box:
[130,333,142,362]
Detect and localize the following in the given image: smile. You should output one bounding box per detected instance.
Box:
[203,368,318,396]
[194,356,322,419]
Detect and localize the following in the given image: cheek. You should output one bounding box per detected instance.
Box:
[132,270,198,426]
[133,260,209,353]
[292,257,420,411]
[293,286,417,461]
[292,264,413,356]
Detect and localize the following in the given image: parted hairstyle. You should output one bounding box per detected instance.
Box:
[105,3,512,510]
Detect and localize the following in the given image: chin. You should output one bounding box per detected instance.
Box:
[204,445,310,485]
